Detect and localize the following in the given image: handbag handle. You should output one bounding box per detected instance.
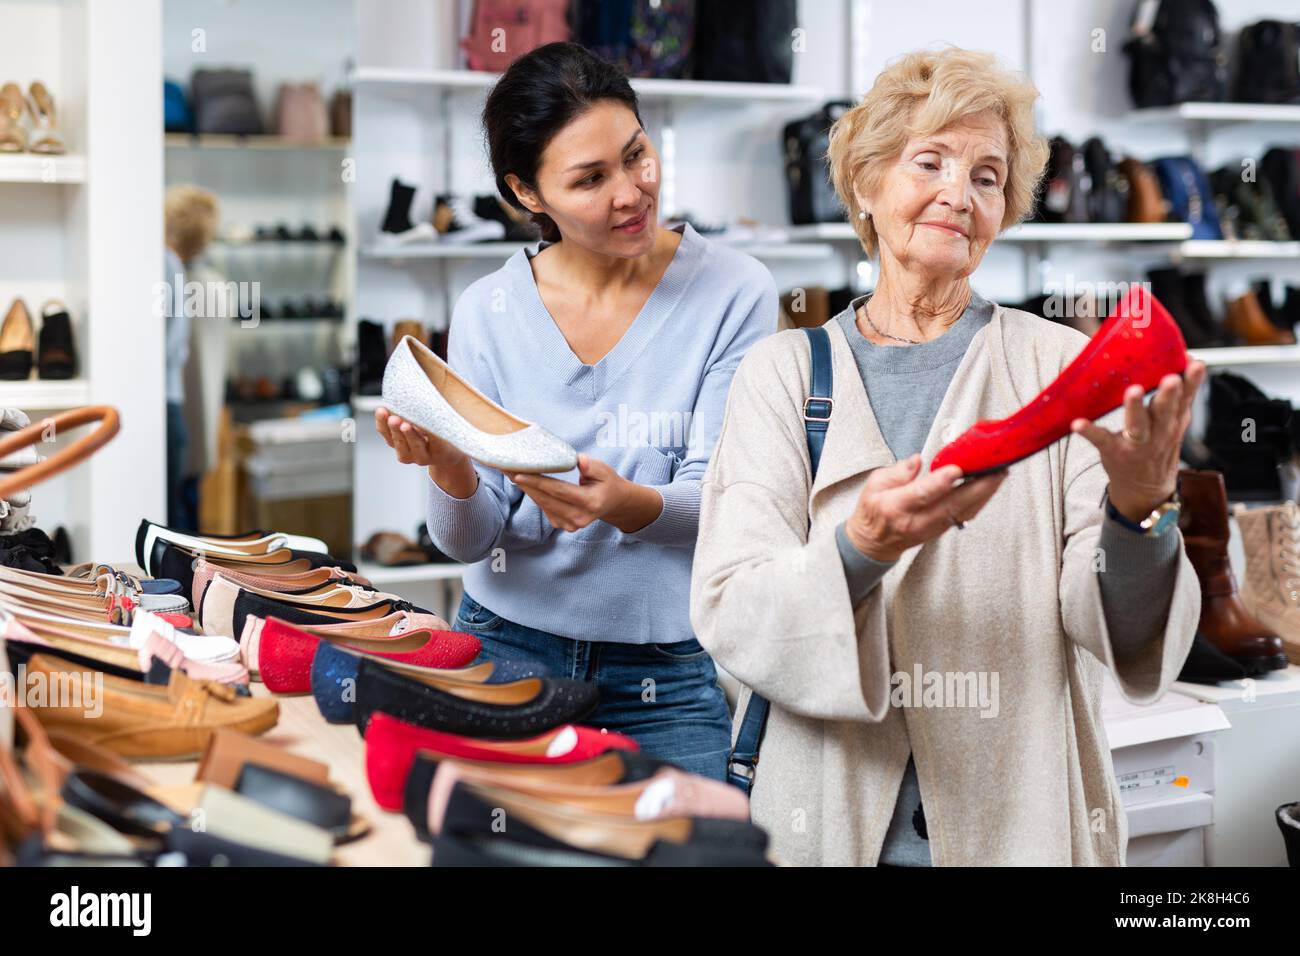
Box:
[726,327,832,794]
[0,405,120,499]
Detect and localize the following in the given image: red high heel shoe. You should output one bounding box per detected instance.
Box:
[931,284,1188,477]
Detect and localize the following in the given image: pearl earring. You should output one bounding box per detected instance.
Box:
[858,209,869,220]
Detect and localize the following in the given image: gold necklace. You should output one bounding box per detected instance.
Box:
[862,294,969,345]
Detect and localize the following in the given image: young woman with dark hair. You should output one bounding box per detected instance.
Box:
[375,42,775,779]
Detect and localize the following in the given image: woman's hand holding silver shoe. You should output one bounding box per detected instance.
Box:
[843,454,1008,563]
[374,408,479,499]
[376,408,661,531]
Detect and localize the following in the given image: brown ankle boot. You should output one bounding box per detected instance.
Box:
[1225,291,1295,346]
[1177,468,1289,675]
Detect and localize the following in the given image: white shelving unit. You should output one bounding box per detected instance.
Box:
[1178,240,1300,260]
[163,2,358,450]
[164,133,351,152]
[353,66,826,103]
[1132,102,1300,125]
[0,0,165,560]
[787,222,1195,243]
[357,559,464,586]
[0,153,87,183]
[360,239,835,261]
[0,379,92,411]
[1189,345,1300,367]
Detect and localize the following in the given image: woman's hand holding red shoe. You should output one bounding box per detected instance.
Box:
[1070,359,1208,522]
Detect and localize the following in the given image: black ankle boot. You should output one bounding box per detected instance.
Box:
[1148,268,1218,348]
[356,319,387,396]
[1280,285,1300,338]
[37,302,77,379]
[381,178,416,235]
[1181,271,1232,347]
[1203,372,1295,501]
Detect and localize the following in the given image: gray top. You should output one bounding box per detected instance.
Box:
[830,291,1182,866]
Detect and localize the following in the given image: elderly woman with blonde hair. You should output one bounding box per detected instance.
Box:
[691,48,1207,866]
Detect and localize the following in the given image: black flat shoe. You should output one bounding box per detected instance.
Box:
[147,538,357,605]
[0,297,34,380]
[433,782,771,867]
[352,655,598,739]
[229,586,424,640]
[37,300,77,379]
[5,635,175,686]
[61,770,326,866]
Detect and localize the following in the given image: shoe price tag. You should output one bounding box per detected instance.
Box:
[1117,764,1176,794]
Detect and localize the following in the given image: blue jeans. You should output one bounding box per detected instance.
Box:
[165,402,194,531]
[454,591,733,781]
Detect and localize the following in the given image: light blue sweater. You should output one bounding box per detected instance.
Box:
[426,223,776,644]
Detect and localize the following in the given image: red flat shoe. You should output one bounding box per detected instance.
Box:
[246,616,481,694]
[931,284,1188,477]
[363,711,639,811]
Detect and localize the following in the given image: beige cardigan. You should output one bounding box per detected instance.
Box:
[690,306,1200,866]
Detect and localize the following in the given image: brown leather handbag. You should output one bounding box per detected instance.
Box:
[1119,157,1167,223]
[0,406,119,499]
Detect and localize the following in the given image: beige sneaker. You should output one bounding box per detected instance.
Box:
[1235,500,1300,664]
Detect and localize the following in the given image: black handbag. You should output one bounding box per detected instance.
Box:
[191,68,263,136]
[1082,137,1125,223]
[783,101,851,225]
[1260,148,1300,238]
[693,0,796,84]
[1234,20,1300,104]
[1033,137,1090,224]
[1122,0,1228,108]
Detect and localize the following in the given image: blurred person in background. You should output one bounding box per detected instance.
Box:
[163,184,219,531]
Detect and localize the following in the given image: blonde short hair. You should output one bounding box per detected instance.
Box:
[164,184,219,262]
[827,47,1049,257]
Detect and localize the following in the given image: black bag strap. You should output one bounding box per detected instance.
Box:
[727,325,832,794]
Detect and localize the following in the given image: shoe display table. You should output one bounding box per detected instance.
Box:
[1172,665,1300,866]
[143,685,430,867]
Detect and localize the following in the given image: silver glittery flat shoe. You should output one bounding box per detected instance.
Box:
[382,335,577,474]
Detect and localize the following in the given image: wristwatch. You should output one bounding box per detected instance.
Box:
[1103,487,1182,537]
